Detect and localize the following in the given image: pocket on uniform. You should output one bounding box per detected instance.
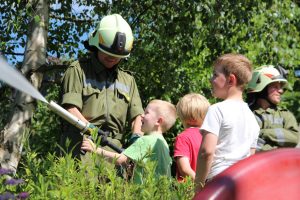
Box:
[116,89,130,103]
[82,86,102,106]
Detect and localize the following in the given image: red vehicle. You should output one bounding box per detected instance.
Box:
[194,148,300,200]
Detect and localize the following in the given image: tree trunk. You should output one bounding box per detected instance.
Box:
[0,0,49,173]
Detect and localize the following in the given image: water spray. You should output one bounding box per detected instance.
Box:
[0,57,122,153]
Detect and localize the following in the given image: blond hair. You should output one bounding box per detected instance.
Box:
[214,53,253,89]
[176,93,210,127]
[149,100,177,133]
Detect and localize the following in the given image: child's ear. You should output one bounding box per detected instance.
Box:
[156,117,163,125]
[228,73,237,86]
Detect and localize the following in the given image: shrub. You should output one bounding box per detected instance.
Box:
[17,150,194,199]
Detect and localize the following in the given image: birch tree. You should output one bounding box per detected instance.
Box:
[0,0,49,172]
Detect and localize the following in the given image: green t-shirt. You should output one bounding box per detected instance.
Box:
[123,133,172,184]
[61,53,143,140]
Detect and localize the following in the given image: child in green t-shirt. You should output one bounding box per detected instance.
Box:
[81,100,177,184]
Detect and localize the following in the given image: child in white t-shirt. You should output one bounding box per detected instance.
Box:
[194,53,260,193]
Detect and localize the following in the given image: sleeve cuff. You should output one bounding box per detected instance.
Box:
[61,92,83,110]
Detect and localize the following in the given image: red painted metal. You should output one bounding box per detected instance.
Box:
[193,148,300,200]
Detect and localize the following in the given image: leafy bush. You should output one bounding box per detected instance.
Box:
[16,151,194,199]
[26,84,61,157]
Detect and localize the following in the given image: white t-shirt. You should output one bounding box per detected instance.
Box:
[200,99,259,179]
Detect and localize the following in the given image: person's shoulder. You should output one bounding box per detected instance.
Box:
[257,106,290,114]
[208,101,224,110]
[64,60,81,75]
[217,99,248,108]
[144,133,166,142]
[277,107,289,112]
[153,135,169,148]
[277,107,297,117]
[176,128,200,140]
[144,133,163,139]
[118,67,136,76]
[180,127,199,135]
[68,56,90,68]
[134,134,156,143]
[252,107,265,114]
[68,60,79,68]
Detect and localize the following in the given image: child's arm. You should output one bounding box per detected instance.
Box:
[194,131,217,193]
[176,156,196,180]
[81,138,128,165]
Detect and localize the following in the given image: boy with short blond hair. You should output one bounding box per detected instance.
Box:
[174,93,210,182]
[194,53,260,192]
[81,99,177,184]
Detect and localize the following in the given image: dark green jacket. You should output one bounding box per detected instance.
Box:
[253,107,299,151]
[61,53,143,141]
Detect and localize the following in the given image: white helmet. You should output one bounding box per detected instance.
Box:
[247,65,288,93]
[87,14,134,58]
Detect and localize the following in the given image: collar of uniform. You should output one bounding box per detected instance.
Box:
[255,106,282,114]
[91,53,119,75]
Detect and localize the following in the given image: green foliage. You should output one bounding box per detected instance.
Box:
[1,0,300,198]
[16,151,194,199]
[123,1,204,104]
[281,90,300,120]
[26,84,61,157]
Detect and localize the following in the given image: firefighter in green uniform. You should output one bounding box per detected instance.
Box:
[246,65,299,151]
[60,14,144,158]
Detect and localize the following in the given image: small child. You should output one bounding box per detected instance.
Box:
[194,53,260,192]
[174,93,210,182]
[81,99,177,184]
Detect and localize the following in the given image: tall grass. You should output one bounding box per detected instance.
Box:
[11,150,194,199]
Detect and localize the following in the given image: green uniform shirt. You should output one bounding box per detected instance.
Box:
[61,53,143,141]
[123,133,172,184]
[253,107,299,151]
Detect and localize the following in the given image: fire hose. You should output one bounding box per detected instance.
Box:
[48,101,123,153]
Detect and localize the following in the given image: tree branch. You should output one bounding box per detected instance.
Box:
[36,64,68,72]
[49,13,96,23]
[1,51,24,56]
